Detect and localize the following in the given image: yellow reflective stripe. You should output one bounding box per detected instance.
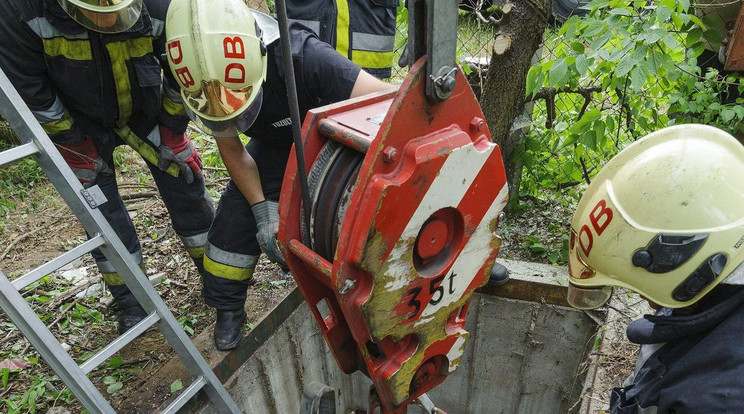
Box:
[162,94,186,116]
[335,0,350,58]
[101,263,147,286]
[42,38,92,60]
[105,38,154,127]
[116,126,180,177]
[41,112,73,135]
[102,272,124,286]
[352,50,395,69]
[204,255,255,281]
[186,246,205,259]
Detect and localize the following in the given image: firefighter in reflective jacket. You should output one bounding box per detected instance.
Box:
[0,0,215,333]
[165,0,391,350]
[286,0,398,79]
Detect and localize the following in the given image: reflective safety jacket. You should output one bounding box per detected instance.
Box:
[286,0,398,79]
[0,0,188,157]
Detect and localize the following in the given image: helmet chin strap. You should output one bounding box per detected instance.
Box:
[722,260,744,285]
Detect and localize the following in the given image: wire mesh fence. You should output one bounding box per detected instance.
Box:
[390,3,722,202]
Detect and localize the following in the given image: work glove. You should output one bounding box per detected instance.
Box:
[56,137,112,187]
[251,200,287,268]
[157,125,202,184]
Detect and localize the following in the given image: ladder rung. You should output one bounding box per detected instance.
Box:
[79,312,160,374]
[12,235,107,291]
[161,376,207,414]
[0,142,40,167]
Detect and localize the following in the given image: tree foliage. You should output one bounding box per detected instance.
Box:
[517,0,744,198]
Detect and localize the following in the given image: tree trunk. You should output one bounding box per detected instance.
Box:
[480,0,552,210]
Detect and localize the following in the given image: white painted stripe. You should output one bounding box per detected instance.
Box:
[446,335,468,373]
[383,141,495,292]
[417,183,509,323]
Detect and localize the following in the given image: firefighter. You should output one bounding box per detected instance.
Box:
[566,124,744,413]
[165,0,391,350]
[286,0,398,79]
[0,0,215,334]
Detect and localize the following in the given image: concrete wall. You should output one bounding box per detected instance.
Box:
[196,261,600,413]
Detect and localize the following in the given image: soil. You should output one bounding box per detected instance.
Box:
[0,151,295,413]
[0,151,637,413]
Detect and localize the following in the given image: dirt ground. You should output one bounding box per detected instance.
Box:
[0,149,640,413]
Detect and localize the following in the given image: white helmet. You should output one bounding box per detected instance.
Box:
[567,124,744,310]
[165,0,268,137]
[56,0,143,33]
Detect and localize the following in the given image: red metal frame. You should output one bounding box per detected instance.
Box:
[279,57,508,413]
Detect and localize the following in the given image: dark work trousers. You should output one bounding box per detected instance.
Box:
[202,138,292,310]
[94,141,215,310]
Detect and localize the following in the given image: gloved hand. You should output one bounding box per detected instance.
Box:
[56,137,112,187]
[157,125,202,184]
[251,200,286,267]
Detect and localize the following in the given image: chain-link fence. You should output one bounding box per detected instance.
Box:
[390,3,727,202]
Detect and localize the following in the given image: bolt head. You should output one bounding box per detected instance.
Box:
[470,117,485,133]
[383,147,399,163]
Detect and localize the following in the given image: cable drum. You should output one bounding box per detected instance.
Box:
[302,140,364,261]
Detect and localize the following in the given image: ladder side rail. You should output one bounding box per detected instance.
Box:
[0,270,116,414]
[0,68,241,414]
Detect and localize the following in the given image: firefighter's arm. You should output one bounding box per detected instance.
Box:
[215,135,286,266]
[215,136,265,205]
[350,69,394,98]
[0,2,81,144]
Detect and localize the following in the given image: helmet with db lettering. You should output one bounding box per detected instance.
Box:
[165,0,270,137]
[567,124,744,310]
[56,0,142,33]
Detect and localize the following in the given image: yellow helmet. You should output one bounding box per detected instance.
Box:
[165,0,268,137]
[56,0,143,33]
[568,124,744,310]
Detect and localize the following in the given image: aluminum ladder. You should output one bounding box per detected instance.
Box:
[0,68,241,414]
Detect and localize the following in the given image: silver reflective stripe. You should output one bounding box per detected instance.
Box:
[638,405,658,414]
[625,342,665,386]
[289,18,321,36]
[150,17,164,38]
[352,32,395,52]
[96,250,143,273]
[27,17,89,40]
[205,242,259,268]
[163,82,183,104]
[179,231,209,249]
[31,96,65,123]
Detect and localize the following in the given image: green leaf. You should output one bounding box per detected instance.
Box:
[733,106,744,120]
[615,54,635,77]
[609,8,631,16]
[106,382,124,395]
[575,54,590,75]
[630,66,647,91]
[170,379,183,393]
[721,108,736,123]
[549,58,569,87]
[525,66,542,97]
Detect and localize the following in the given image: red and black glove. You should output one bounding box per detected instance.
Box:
[157,125,202,184]
[56,137,112,186]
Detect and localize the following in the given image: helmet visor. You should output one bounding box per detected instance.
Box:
[57,0,143,33]
[185,87,263,138]
[567,283,613,310]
